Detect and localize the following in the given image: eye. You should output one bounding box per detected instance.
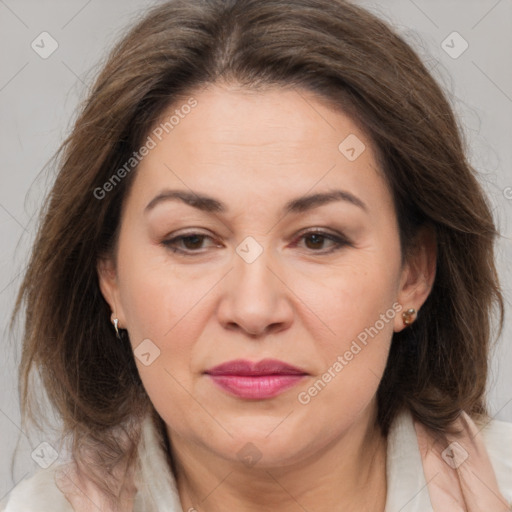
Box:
[162,228,351,256]
[162,232,221,255]
[293,229,351,254]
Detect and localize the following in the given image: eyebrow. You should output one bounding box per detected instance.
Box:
[144,188,367,215]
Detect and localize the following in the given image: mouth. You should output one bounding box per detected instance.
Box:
[204,359,308,400]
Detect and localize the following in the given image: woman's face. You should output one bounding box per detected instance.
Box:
[99,84,432,468]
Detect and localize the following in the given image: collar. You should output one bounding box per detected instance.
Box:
[385,408,433,512]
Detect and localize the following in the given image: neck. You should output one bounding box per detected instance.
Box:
[168,407,388,512]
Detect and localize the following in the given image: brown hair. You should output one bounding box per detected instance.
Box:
[14,0,503,499]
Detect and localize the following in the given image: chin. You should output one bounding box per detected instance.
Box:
[209,415,321,467]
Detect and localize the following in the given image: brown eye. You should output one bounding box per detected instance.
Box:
[162,232,220,254]
[180,234,206,250]
[304,233,328,250]
[295,229,351,254]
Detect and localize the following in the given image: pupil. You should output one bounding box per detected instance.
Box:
[306,234,324,249]
[184,235,203,249]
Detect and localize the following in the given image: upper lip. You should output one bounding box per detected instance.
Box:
[205,358,307,376]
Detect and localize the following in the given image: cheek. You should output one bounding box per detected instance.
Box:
[294,290,397,427]
[117,263,212,431]
[294,250,401,347]
[114,236,215,411]
[291,248,401,409]
[116,230,209,339]
[119,272,214,390]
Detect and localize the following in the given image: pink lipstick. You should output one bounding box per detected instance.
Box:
[205,359,307,399]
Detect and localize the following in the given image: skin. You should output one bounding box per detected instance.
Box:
[98,83,436,512]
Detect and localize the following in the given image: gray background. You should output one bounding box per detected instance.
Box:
[1,0,511,498]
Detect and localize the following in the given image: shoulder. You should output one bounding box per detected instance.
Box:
[479,416,512,502]
[0,465,73,512]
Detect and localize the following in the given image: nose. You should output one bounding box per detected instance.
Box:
[216,243,293,338]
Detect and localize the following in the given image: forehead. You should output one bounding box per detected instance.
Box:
[126,84,392,217]
[156,85,364,158]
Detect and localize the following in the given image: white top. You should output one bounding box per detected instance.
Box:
[2,409,511,511]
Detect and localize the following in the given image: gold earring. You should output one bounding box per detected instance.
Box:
[111,314,121,339]
[402,308,416,327]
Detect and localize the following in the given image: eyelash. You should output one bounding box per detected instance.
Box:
[161,229,352,256]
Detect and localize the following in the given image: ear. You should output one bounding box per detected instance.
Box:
[97,256,127,328]
[394,224,437,332]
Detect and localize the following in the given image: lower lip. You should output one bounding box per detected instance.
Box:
[207,374,306,399]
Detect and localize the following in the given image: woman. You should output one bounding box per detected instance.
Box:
[2,0,511,510]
